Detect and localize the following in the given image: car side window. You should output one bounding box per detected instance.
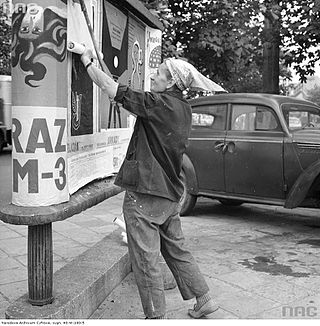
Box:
[192,104,227,130]
[231,105,280,131]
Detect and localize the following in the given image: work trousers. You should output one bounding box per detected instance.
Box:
[123,190,209,318]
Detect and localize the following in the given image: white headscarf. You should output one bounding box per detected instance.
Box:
[165,58,226,93]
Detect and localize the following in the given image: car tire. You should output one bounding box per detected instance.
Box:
[219,199,243,206]
[179,169,197,216]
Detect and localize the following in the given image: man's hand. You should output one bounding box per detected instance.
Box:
[81,47,94,67]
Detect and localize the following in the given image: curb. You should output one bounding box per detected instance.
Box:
[5,229,131,319]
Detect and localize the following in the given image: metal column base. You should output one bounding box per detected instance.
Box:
[28,223,54,306]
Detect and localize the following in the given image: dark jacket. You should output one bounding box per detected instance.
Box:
[114,84,192,202]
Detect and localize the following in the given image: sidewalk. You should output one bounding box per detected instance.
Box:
[0,192,125,319]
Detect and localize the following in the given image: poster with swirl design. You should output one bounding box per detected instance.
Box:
[11,0,68,107]
[11,0,69,206]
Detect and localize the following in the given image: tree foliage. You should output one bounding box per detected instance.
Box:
[0,1,11,75]
[141,0,320,93]
[281,0,320,82]
[306,84,320,106]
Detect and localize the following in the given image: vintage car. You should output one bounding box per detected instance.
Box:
[179,93,320,216]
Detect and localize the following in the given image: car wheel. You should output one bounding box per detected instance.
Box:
[179,169,197,216]
[219,199,243,206]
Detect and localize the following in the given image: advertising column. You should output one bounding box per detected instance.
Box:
[11,0,69,206]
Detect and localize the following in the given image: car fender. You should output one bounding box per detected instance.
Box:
[182,154,198,195]
[284,159,320,209]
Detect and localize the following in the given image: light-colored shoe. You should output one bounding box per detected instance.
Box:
[188,300,219,318]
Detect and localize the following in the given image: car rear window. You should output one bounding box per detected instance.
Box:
[282,104,320,131]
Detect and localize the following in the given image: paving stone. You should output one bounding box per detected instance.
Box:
[69,217,108,229]
[53,260,67,273]
[89,224,117,235]
[0,300,10,319]
[247,305,289,319]
[13,254,27,267]
[251,280,317,304]
[208,269,270,290]
[198,260,239,277]
[0,293,7,303]
[68,212,92,222]
[0,249,8,259]
[5,225,28,237]
[54,244,89,261]
[214,286,278,318]
[53,234,84,248]
[0,268,27,285]
[0,257,24,270]
[55,227,104,246]
[287,276,320,293]
[53,220,82,232]
[249,294,320,319]
[93,212,121,223]
[53,231,75,242]
[0,280,28,302]
[0,237,27,256]
[0,226,22,240]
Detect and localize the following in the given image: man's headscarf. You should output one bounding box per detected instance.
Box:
[165,58,226,93]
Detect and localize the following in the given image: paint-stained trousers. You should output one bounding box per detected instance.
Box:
[123,190,209,318]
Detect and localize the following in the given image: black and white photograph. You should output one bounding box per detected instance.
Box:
[1,0,320,323]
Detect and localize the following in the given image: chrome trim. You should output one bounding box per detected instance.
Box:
[225,139,283,144]
[189,138,282,143]
[197,191,285,206]
[295,142,320,149]
[189,137,225,141]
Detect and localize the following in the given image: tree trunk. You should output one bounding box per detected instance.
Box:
[262,5,281,94]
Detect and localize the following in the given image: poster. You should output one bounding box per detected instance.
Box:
[68,128,132,194]
[145,27,162,91]
[68,0,94,136]
[101,2,146,129]
[71,55,94,136]
[11,0,68,206]
[67,133,113,194]
[128,15,146,90]
[12,106,69,206]
[102,1,128,78]
[11,0,68,107]
[67,0,100,194]
[108,128,133,172]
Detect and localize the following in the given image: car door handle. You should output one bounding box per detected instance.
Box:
[214,141,225,151]
[222,143,228,154]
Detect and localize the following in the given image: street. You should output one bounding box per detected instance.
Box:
[0,148,11,206]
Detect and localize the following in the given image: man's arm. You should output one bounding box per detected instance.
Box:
[81,49,118,99]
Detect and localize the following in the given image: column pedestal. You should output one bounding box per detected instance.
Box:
[28,223,54,306]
